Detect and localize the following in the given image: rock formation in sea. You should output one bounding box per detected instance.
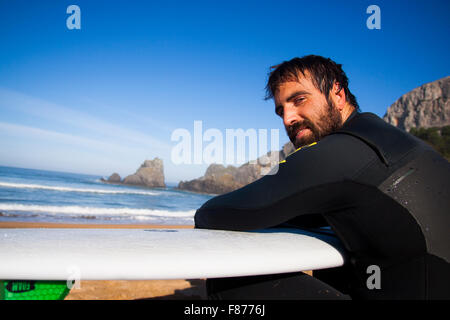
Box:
[177,142,295,194]
[102,158,166,188]
[383,76,450,131]
[105,173,121,183]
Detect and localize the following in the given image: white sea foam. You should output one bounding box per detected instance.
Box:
[0,203,195,218]
[0,181,160,196]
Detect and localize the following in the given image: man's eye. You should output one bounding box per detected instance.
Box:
[294,97,305,104]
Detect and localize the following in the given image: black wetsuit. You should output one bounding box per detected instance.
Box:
[195,112,450,300]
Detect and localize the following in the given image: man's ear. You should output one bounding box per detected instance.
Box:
[331,82,346,111]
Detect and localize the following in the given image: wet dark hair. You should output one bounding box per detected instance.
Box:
[265,55,359,110]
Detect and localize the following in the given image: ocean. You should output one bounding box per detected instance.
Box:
[0,166,213,225]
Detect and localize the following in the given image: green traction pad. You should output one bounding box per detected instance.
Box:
[1,280,72,300]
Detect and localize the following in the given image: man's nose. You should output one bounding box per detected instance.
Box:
[283,107,301,127]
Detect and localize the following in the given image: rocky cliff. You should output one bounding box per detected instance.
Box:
[177,142,295,194]
[102,158,166,188]
[383,76,450,131]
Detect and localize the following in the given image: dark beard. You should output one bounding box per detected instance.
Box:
[286,100,343,149]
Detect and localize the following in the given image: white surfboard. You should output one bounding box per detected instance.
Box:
[0,228,346,281]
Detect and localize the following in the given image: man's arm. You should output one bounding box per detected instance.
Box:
[194,134,378,231]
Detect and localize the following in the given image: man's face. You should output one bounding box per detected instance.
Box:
[273,73,343,149]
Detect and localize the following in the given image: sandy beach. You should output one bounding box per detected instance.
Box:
[0,221,207,300]
[0,221,194,229]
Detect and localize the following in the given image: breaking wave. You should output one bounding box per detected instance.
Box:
[0,203,195,218]
[0,181,160,196]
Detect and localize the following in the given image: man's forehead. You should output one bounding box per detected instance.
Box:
[274,75,316,102]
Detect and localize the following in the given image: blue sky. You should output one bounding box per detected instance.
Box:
[0,0,449,182]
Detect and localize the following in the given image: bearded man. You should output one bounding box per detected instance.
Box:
[195,55,450,300]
